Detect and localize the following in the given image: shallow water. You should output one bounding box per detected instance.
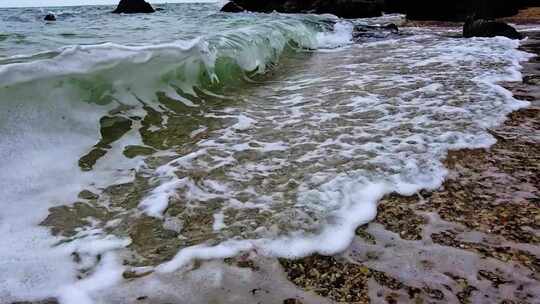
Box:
[0,3,533,303]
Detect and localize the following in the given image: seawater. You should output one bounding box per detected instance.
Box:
[0,3,533,303]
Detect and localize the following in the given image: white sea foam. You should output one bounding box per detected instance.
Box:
[232,114,256,131]
[144,34,533,276]
[0,89,139,302]
[58,252,126,304]
[315,21,354,49]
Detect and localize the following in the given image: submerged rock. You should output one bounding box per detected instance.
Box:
[463,17,523,39]
[44,13,56,21]
[112,0,155,14]
[220,0,383,19]
[78,115,133,171]
[352,23,399,41]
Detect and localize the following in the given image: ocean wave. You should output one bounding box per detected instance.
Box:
[0,16,352,303]
[0,16,349,96]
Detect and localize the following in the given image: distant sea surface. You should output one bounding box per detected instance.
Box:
[0,3,533,303]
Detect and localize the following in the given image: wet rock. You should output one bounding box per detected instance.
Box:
[463,17,523,39]
[44,14,56,21]
[123,145,156,158]
[78,190,99,200]
[79,116,132,171]
[309,0,384,18]
[128,216,183,266]
[41,202,111,237]
[221,1,245,13]
[383,23,399,33]
[98,116,133,146]
[220,0,383,18]
[352,23,400,42]
[401,0,522,21]
[523,75,540,86]
[79,148,107,171]
[112,0,155,14]
[283,299,303,304]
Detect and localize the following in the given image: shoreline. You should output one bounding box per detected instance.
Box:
[276,31,540,303]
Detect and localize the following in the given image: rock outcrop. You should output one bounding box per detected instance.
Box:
[463,17,523,39]
[353,23,399,41]
[314,19,399,42]
[391,0,537,21]
[112,0,155,14]
[220,0,384,19]
[221,1,245,13]
[402,0,521,21]
[220,0,538,21]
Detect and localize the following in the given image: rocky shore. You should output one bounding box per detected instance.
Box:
[274,30,540,304]
[221,0,537,21]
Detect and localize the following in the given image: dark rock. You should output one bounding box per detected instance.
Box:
[44,14,56,21]
[518,0,540,7]
[353,23,400,41]
[221,1,245,13]
[283,299,304,304]
[223,0,273,13]
[311,0,384,18]
[222,0,538,20]
[382,0,408,14]
[386,0,522,21]
[78,190,99,200]
[221,0,383,18]
[354,23,399,33]
[79,116,132,171]
[123,145,156,158]
[463,17,523,40]
[383,23,399,33]
[112,0,155,14]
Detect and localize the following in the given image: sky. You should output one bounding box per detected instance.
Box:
[0,0,218,8]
